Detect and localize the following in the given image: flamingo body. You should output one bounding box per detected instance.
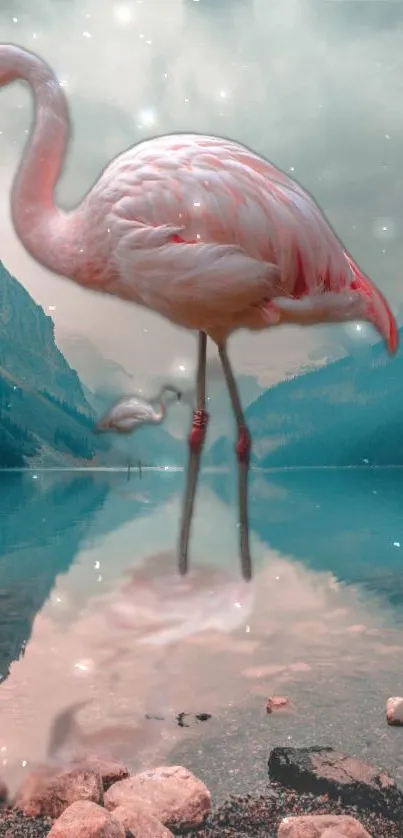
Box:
[0,44,398,579]
[66,133,396,348]
[95,385,182,434]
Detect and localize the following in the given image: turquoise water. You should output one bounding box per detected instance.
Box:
[1,468,403,798]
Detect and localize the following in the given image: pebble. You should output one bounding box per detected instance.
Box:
[386,697,403,726]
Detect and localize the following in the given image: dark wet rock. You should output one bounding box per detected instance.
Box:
[268,747,403,820]
[176,712,212,728]
[176,713,191,728]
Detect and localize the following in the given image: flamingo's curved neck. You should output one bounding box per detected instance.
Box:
[0,45,81,278]
[151,384,181,423]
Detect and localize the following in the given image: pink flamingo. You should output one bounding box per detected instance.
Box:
[0,45,398,581]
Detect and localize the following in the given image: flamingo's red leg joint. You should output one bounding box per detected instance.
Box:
[188,409,209,453]
[236,425,251,464]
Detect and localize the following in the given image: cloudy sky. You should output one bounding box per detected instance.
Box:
[0,0,403,388]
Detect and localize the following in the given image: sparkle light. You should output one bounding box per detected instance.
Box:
[372,217,397,240]
[137,108,157,128]
[74,659,93,673]
[114,4,133,23]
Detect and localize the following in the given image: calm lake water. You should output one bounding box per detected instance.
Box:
[1,467,403,800]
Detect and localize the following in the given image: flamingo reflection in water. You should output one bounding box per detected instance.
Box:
[45,554,254,769]
[96,552,254,714]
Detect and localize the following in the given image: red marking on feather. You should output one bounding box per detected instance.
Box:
[345,252,398,354]
[171,234,198,245]
[293,248,308,298]
[322,263,332,291]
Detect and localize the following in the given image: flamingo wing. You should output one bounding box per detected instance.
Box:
[111,218,281,329]
[87,138,289,329]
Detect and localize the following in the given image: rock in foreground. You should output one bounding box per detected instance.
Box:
[47,801,124,837]
[14,764,103,819]
[104,764,211,830]
[113,803,174,837]
[72,755,129,791]
[268,746,403,820]
[278,813,372,837]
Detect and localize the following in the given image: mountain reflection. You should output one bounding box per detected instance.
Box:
[0,472,108,683]
[244,468,403,615]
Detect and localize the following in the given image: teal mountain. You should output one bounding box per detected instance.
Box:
[0,261,110,467]
[0,261,183,467]
[207,332,403,467]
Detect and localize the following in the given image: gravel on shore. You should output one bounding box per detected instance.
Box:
[180,784,402,838]
[0,782,401,837]
[0,808,52,837]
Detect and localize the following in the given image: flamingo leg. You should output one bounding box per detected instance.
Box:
[217,342,252,581]
[178,330,209,575]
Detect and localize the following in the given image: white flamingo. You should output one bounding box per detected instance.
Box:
[95,384,182,434]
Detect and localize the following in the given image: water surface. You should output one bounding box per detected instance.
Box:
[1,468,403,799]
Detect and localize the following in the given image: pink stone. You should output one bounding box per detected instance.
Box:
[47,801,124,837]
[73,755,129,791]
[104,764,211,830]
[14,764,103,819]
[386,696,403,726]
[113,803,174,837]
[266,696,290,713]
[277,814,372,837]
